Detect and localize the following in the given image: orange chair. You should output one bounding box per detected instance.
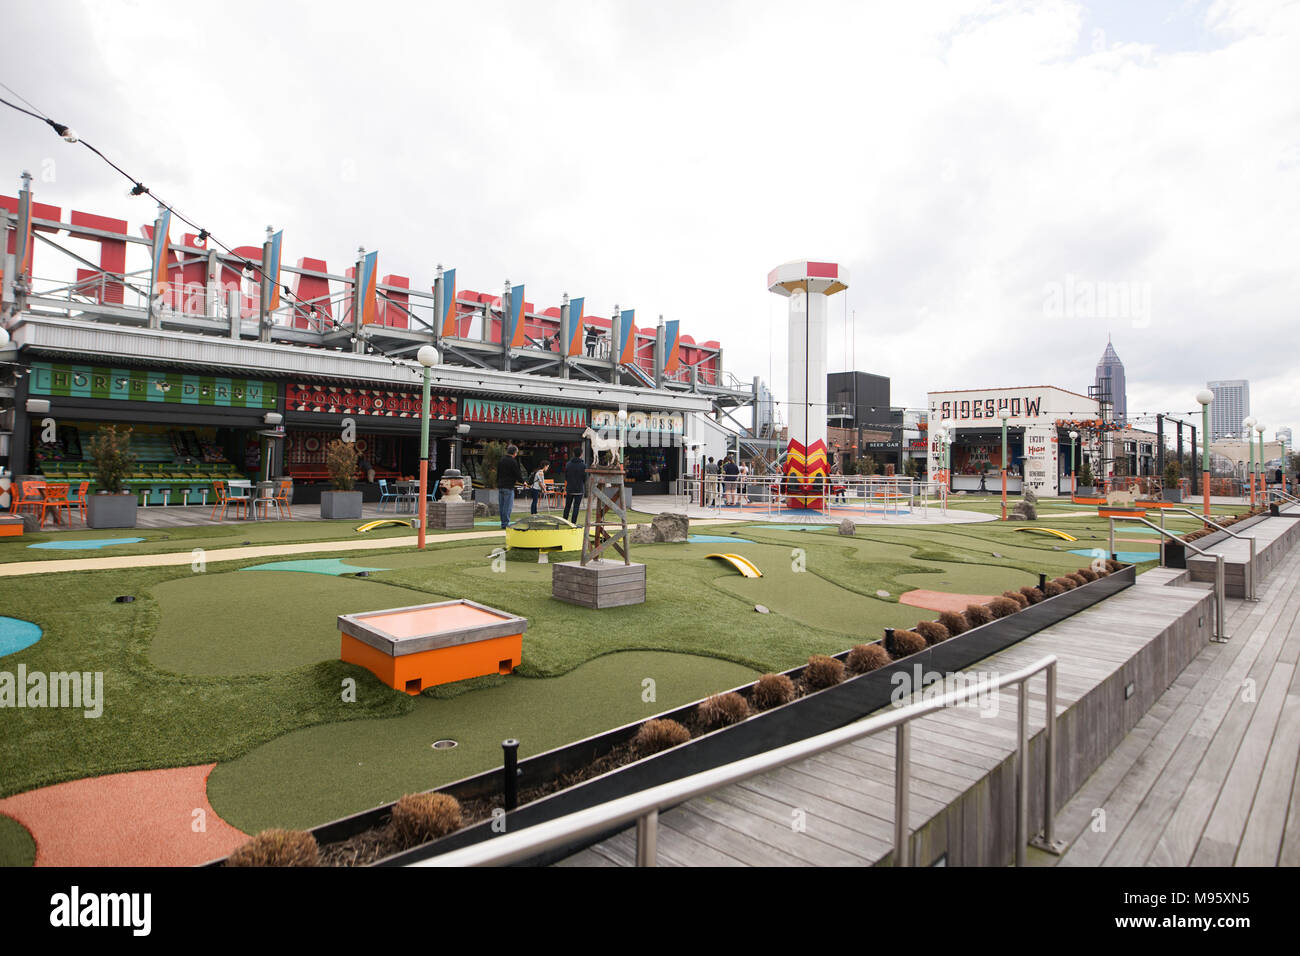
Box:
[39,483,75,528]
[13,481,46,519]
[68,481,91,523]
[257,479,293,520]
[211,480,249,521]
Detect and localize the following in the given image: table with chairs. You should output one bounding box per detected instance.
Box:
[12,479,85,528]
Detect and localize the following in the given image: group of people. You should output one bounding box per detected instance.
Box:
[702,455,750,507]
[493,444,590,528]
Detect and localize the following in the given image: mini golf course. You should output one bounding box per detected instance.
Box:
[0,503,1241,865]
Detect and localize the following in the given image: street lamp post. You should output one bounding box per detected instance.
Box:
[1196,390,1214,517]
[1256,422,1266,507]
[1069,430,1078,497]
[934,428,947,511]
[416,345,440,550]
[942,419,955,492]
[1243,417,1257,505]
[998,406,1011,520]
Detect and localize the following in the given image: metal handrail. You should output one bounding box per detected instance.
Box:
[1268,488,1300,505]
[415,655,1063,867]
[1108,515,1227,640]
[1160,507,1257,601]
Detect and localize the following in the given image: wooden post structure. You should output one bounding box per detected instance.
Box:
[580,466,630,565]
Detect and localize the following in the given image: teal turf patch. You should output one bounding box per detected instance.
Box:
[1069,548,1158,564]
[688,534,755,544]
[239,558,390,576]
[0,617,42,658]
[27,537,146,550]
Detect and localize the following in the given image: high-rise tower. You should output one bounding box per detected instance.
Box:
[1094,338,1127,425]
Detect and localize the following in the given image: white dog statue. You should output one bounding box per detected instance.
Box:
[583,426,625,466]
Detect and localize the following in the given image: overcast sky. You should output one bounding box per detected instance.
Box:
[3,0,1298,438]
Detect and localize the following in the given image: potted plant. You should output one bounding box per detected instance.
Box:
[478,440,507,513]
[85,425,138,528]
[1076,458,1097,496]
[320,439,363,519]
[1162,460,1182,502]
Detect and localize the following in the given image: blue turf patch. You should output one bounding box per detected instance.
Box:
[0,617,42,658]
[240,558,389,576]
[687,534,755,544]
[1069,548,1158,564]
[27,537,146,550]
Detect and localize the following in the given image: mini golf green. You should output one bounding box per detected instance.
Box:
[0,814,35,867]
[240,558,389,576]
[207,649,760,833]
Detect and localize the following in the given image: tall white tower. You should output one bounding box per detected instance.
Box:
[767,260,849,509]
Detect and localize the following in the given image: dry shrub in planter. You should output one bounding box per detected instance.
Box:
[964,604,993,627]
[890,629,928,658]
[847,643,891,673]
[1076,568,1098,582]
[1065,573,1088,587]
[1019,586,1044,604]
[697,692,751,730]
[1052,576,1077,591]
[1105,559,1122,572]
[1043,580,1065,597]
[1001,590,1029,608]
[938,610,969,636]
[804,654,846,690]
[388,792,463,849]
[914,620,951,645]
[633,718,691,756]
[987,596,1020,619]
[226,829,319,867]
[752,673,796,709]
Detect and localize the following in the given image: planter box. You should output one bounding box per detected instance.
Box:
[1162,488,1183,503]
[86,493,137,529]
[1161,539,1187,569]
[204,564,1134,867]
[1077,486,1097,497]
[320,491,363,520]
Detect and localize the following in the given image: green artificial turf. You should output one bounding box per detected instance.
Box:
[0,814,35,867]
[207,649,759,832]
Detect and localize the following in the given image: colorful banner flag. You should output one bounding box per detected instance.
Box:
[266,230,284,311]
[151,208,172,295]
[618,309,636,364]
[505,283,527,348]
[565,296,585,356]
[663,319,681,373]
[357,250,378,324]
[438,267,457,337]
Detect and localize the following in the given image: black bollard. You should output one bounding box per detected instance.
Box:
[1038,573,1047,591]
[502,738,519,812]
[883,627,895,655]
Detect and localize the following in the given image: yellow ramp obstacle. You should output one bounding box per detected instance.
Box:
[1012,527,1078,541]
[705,553,763,578]
[356,519,413,533]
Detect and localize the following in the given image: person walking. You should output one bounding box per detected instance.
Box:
[529,461,549,514]
[704,456,719,507]
[496,444,523,529]
[563,451,587,524]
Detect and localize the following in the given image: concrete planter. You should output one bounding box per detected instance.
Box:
[86,492,138,529]
[1077,485,1098,497]
[1162,488,1183,502]
[320,491,363,520]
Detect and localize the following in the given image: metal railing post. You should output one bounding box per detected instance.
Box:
[1031,660,1066,854]
[1016,678,1029,867]
[635,809,658,866]
[894,722,911,867]
[1214,554,1226,643]
[1108,517,1115,559]
[1248,537,1256,601]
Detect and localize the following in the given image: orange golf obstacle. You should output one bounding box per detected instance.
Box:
[339,600,526,694]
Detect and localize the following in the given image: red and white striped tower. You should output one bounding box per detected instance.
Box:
[767,260,849,510]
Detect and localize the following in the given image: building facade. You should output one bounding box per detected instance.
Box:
[1208,380,1251,441]
[1094,340,1127,425]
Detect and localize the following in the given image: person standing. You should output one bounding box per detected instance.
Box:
[529,461,549,514]
[704,456,719,507]
[584,326,597,357]
[496,444,523,529]
[738,461,749,503]
[563,451,587,524]
[723,456,740,505]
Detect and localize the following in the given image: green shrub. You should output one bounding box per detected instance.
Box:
[86,424,136,494]
[325,439,359,491]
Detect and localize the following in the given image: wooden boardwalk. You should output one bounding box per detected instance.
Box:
[559,565,1216,867]
[1044,542,1300,867]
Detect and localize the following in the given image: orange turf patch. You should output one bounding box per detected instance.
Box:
[0,763,247,867]
[900,589,997,614]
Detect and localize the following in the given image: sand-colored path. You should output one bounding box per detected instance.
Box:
[0,764,247,866]
[0,520,735,577]
[899,589,997,614]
